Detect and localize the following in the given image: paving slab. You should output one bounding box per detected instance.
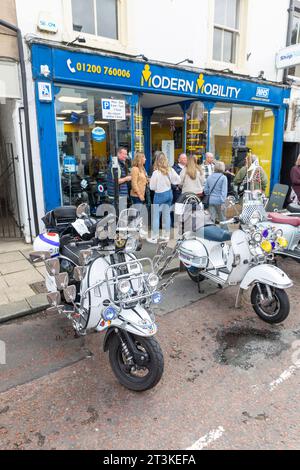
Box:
[0,251,25,264]
[0,292,9,306]
[0,259,32,275]
[0,300,31,322]
[3,268,44,288]
[5,285,36,303]
[26,293,49,310]
[0,241,30,254]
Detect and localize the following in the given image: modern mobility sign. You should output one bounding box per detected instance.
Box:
[31,45,288,107]
[141,65,241,99]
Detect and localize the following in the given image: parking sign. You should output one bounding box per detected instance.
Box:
[101,98,125,120]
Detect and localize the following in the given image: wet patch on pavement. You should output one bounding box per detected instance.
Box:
[214,327,290,370]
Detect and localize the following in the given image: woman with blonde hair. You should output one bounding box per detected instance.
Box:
[130,152,147,204]
[180,154,205,197]
[147,152,180,243]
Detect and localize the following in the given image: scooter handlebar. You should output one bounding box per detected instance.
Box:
[219,216,240,226]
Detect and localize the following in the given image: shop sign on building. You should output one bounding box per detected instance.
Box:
[38,12,58,33]
[276,44,300,69]
[101,99,126,120]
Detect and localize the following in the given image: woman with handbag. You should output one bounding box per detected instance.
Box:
[179,154,205,197]
[130,152,149,237]
[203,161,228,230]
[147,152,180,243]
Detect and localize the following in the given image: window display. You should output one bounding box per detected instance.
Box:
[55,85,132,209]
[210,103,275,194]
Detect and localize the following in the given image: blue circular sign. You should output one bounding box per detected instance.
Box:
[92,127,106,142]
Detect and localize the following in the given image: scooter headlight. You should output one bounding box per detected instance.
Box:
[252,232,262,243]
[152,291,162,304]
[276,229,283,238]
[102,305,118,321]
[277,236,288,248]
[260,240,272,253]
[117,279,131,295]
[147,273,159,289]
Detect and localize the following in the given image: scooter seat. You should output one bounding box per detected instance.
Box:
[197,224,231,242]
[287,203,300,214]
[268,212,300,227]
[53,206,77,220]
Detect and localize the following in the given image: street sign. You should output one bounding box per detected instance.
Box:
[101,99,126,120]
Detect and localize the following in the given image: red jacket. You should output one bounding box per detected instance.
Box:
[290,165,300,200]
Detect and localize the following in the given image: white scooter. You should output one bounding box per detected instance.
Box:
[30,207,164,392]
[234,189,300,263]
[173,198,293,324]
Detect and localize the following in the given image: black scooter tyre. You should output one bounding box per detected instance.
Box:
[108,334,164,391]
[251,285,290,324]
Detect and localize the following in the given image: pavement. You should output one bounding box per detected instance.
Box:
[0,256,300,450]
[0,241,49,322]
[0,237,181,324]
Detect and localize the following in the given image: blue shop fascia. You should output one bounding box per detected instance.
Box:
[30,42,290,212]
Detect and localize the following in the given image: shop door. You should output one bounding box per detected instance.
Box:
[0,130,22,238]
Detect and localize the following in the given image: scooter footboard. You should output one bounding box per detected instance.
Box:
[240,264,293,290]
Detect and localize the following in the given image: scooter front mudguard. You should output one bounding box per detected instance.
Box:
[97,303,157,338]
[240,264,293,290]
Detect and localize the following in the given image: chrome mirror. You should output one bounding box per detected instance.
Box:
[63,285,77,303]
[54,272,69,290]
[29,251,51,263]
[45,258,60,276]
[76,203,90,218]
[79,249,92,266]
[73,266,87,282]
[47,291,61,307]
[96,222,108,240]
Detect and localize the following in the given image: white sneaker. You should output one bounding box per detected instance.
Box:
[146,237,158,244]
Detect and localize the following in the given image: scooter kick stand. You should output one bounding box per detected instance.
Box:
[235,288,245,308]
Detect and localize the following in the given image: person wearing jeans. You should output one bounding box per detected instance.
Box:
[204,161,228,230]
[147,152,180,243]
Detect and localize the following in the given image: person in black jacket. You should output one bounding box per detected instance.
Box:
[172,153,187,202]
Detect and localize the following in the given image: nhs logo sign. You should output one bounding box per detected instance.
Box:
[256,87,270,99]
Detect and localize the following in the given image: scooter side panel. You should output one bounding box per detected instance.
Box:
[240,264,293,290]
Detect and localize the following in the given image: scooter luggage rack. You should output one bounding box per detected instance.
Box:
[105,257,155,306]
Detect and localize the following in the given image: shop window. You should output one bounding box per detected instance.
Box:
[55,85,131,207]
[210,103,274,195]
[213,0,240,63]
[72,0,118,40]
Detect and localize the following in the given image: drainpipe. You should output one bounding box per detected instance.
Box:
[0,19,39,236]
[283,0,295,82]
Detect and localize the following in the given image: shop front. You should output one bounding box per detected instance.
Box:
[31,43,290,212]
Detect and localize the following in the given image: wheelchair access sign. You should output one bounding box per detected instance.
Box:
[38,82,52,102]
